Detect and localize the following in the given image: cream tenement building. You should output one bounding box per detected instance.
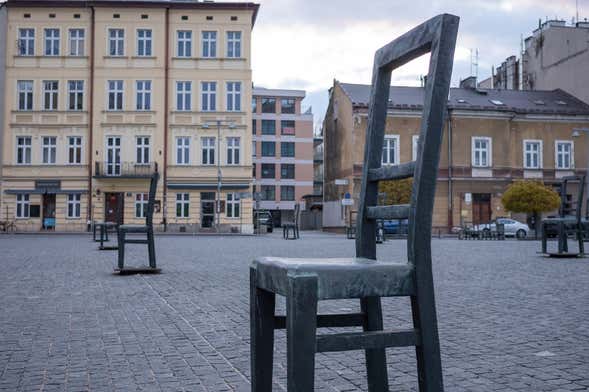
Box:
[0,0,259,233]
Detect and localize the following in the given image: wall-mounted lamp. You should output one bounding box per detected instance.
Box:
[202,123,210,129]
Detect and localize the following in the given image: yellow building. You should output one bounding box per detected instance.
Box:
[0,0,259,233]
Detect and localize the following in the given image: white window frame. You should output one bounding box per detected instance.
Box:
[67,194,81,218]
[136,29,152,57]
[107,80,124,111]
[16,194,30,219]
[16,136,32,165]
[226,82,241,112]
[201,31,217,58]
[136,136,150,164]
[201,137,216,165]
[176,193,190,218]
[226,193,240,218]
[44,28,60,56]
[412,135,419,161]
[108,28,124,56]
[69,28,85,56]
[382,134,400,165]
[43,80,59,111]
[136,80,152,111]
[68,80,84,111]
[176,136,190,165]
[42,136,57,164]
[201,82,216,112]
[176,81,192,111]
[471,136,492,168]
[176,30,192,57]
[68,136,82,164]
[135,193,148,218]
[227,137,240,165]
[226,31,241,58]
[17,80,34,111]
[555,140,574,170]
[523,139,543,169]
[18,28,35,56]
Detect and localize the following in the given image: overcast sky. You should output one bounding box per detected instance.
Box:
[246,0,588,129]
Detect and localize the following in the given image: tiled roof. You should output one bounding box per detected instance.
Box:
[339,83,589,115]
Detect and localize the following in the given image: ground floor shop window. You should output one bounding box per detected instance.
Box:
[135,193,148,218]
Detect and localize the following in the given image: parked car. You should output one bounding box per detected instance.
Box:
[254,210,273,233]
[383,219,409,235]
[474,218,530,239]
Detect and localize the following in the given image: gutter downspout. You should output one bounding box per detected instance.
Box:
[87,5,95,228]
[162,7,169,231]
[447,109,453,232]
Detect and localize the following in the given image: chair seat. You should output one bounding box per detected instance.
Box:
[543,216,578,224]
[252,257,415,300]
[119,224,149,233]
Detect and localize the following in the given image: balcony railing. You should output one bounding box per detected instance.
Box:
[94,161,158,178]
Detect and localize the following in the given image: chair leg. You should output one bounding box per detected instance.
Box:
[250,268,276,392]
[286,275,318,392]
[117,230,126,269]
[541,224,547,253]
[411,294,444,392]
[578,225,584,255]
[360,297,389,392]
[147,228,156,268]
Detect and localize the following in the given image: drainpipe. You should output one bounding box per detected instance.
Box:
[87,5,95,228]
[162,7,169,231]
[447,109,453,232]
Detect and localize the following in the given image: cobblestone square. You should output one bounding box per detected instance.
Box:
[0,233,588,391]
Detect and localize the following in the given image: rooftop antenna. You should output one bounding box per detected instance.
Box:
[470,48,479,80]
[576,0,579,24]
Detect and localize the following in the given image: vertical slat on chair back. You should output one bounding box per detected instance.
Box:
[146,172,159,227]
[560,176,585,223]
[356,14,459,264]
[294,202,300,225]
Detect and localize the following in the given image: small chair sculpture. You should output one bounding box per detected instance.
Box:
[494,222,505,240]
[346,210,357,239]
[282,203,300,240]
[115,172,160,273]
[541,175,585,256]
[250,14,458,391]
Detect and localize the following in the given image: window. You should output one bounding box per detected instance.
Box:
[252,163,256,177]
[16,136,32,164]
[176,137,190,165]
[261,141,276,157]
[280,185,295,201]
[68,136,82,164]
[17,80,33,111]
[226,193,240,218]
[176,193,190,218]
[201,31,217,57]
[44,28,60,56]
[201,82,216,111]
[261,185,276,201]
[412,135,419,161]
[261,163,275,178]
[281,164,295,179]
[43,80,59,111]
[281,142,295,157]
[176,30,192,57]
[252,141,257,157]
[227,137,240,165]
[136,80,152,110]
[262,98,276,113]
[136,136,150,164]
[252,119,257,134]
[67,194,81,218]
[176,81,192,111]
[226,82,241,111]
[108,29,124,56]
[68,80,84,110]
[226,31,241,58]
[472,137,492,167]
[261,120,276,135]
[107,80,124,110]
[135,193,148,218]
[252,97,257,113]
[42,136,57,164]
[137,29,152,56]
[281,98,295,114]
[201,137,215,165]
[524,140,542,169]
[16,194,30,218]
[18,28,34,56]
[382,135,399,165]
[69,29,84,56]
[555,141,573,169]
[281,120,295,135]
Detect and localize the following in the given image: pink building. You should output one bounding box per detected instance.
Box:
[252,88,313,226]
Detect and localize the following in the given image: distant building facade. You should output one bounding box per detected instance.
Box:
[252,88,313,226]
[323,80,589,232]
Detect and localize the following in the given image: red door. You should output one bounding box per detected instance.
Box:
[104,193,124,224]
[472,193,491,225]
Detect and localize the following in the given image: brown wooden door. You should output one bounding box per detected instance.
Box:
[105,193,123,224]
[472,193,491,225]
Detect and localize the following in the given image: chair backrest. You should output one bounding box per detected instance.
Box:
[356,14,459,265]
[559,175,585,223]
[146,172,159,227]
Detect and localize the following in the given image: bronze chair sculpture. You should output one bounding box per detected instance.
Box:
[250,14,458,391]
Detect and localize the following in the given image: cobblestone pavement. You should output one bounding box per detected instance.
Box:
[0,233,588,391]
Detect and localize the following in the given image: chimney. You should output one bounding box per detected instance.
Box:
[459,76,477,89]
